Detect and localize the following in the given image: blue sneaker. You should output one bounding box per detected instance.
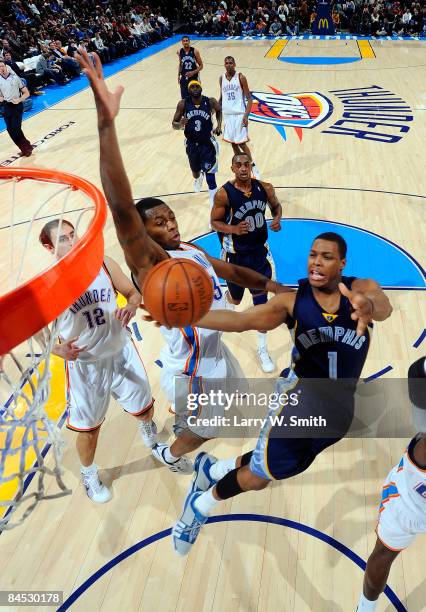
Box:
[190,452,218,494]
[172,491,208,556]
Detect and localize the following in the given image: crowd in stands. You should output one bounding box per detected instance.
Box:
[0,1,175,101]
[181,1,425,37]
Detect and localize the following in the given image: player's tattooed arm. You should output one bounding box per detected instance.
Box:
[261,182,282,232]
[240,74,252,127]
[339,279,392,336]
[196,292,294,332]
[210,188,249,235]
[75,47,165,278]
[172,99,187,129]
[210,97,222,134]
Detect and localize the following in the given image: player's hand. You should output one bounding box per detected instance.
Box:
[241,115,249,128]
[233,221,249,235]
[270,216,281,232]
[139,305,168,329]
[54,337,87,361]
[338,282,374,337]
[180,117,188,128]
[114,304,138,326]
[213,126,222,136]
[186,70,195,78]
[75,46,124,126]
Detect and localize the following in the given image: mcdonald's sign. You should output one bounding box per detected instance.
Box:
[312,1,335,34]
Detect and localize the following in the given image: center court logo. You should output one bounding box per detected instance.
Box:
[249,85,413,144]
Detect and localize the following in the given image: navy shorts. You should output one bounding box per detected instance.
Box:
[250,375,355,480]
[185,138,218,174]
[223,246,274,301]
[180,75,190,99]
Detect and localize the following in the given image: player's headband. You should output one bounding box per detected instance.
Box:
[188,80,201,88]
[408,356,426,432]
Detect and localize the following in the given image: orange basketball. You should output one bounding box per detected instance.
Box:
[142,258,214,327]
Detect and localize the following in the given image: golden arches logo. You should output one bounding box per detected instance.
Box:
[318,18,329,29]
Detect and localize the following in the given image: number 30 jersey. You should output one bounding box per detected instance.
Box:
[58,264,127,361]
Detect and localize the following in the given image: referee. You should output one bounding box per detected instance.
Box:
[0,60,33,157]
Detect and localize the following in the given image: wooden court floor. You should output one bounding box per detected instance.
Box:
[0,39,425,611]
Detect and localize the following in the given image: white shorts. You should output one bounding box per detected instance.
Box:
[161,342,247,438]
[223,113,249,144]
[66,338,153,431]
[376,484,426,551]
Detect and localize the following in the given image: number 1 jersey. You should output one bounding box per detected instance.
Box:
[58,264,127,361]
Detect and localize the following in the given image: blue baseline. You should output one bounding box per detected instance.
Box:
[279,56,361,64]
[192,218,426,290]
[0,36,180,134]
[57,513,406,612]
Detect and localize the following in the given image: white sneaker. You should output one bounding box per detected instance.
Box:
[81,468,112,503]
[194,173,203,192]
[252,165,261,180]
[152,443,194,474]
[139,419,158,448]
[258,347,275,373]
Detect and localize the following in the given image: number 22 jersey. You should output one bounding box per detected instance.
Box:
[58,264,127,361]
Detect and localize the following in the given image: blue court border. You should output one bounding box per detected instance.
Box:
[57,513,406,611]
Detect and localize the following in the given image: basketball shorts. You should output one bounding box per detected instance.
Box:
[223,113,249,144]
[222,246,275,301]
[376,469,426,551]
[250,372,355,480]
[66,337,153,431]
[180,75,191,99]
[185,137,219,174]
[161,341,247,439]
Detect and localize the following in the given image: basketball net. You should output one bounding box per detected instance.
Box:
[0,168,106,530]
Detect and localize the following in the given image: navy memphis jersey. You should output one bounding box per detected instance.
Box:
[180,46,197,77]
[287,276,371,380]
[220,179,269,254]
[184,95,213,142]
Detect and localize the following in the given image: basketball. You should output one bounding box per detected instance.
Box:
[142,258,214,327]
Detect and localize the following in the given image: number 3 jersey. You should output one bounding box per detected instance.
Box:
[58,264,127,361]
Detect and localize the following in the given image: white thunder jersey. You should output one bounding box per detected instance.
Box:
[58,264,127,361]
[221,72,246,115]
[160,243,227,379]
[381,436,426,519]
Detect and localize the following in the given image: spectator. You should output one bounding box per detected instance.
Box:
[270,16,283,35]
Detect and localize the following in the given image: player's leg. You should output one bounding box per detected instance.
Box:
[357,538,400,610]
[110,338,157,447]
[66,360,112,503]
[203,138,219,215]
[186,140,204,192]
[239,142,261,179]
[222,251,244,306]
[252,247,276,372]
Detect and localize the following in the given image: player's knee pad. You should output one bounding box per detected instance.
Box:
[216,468,244,500]
[205,172,217,190]
[252,292,268,307]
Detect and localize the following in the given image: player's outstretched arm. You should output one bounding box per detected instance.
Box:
[75,48,162,277]
[339,279,392,336]
[196,293,292,332]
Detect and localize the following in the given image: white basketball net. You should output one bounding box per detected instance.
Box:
[0,174,96,530]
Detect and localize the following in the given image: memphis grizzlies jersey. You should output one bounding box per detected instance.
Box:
[287,276,371,380]
[58,264,127,361]
[220,179,268,254]
[184,95,213,142]
[179,46,197,78]
[381,436,426,518]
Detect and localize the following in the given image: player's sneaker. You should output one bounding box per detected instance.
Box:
[152,443,194,474]
[190,452,218,494]
[81,468,112,503]
[139,419,158,448]
[252,164,261,180]
[194,173,204,192]
[258,347,275,373]
[172,491,208,556]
